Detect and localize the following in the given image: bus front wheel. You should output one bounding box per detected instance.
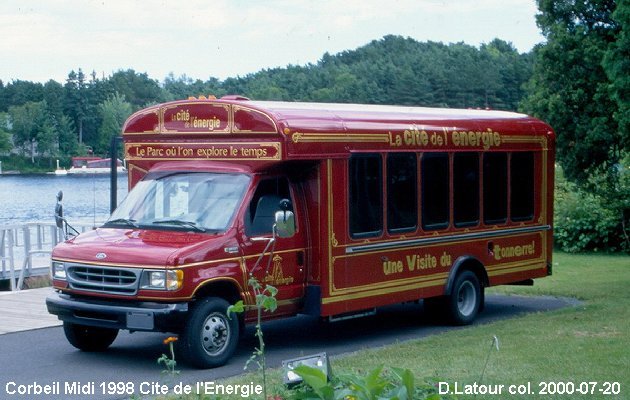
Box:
[179,297,239,368]
[445,270,481,325]
[63,322,118,351]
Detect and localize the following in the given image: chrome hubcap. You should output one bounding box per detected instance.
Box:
[201,313,229,355]
[457,281,476,316]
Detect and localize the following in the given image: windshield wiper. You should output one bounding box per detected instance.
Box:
[104,218,139,228]
[151,219,206,232]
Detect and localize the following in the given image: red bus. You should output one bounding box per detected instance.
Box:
[47,96,555,368]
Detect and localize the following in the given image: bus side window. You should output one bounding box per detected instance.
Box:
[421,153,449,230]
[387,153,417,233]
[453,152,480,227]
[246,177,291,236]
[349,154,383,238]
[483,152,508,225]
[510,152,535,221]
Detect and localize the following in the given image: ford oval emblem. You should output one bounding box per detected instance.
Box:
[95,252,107,260]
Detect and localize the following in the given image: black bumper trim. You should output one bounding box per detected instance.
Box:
[46,292,188,332]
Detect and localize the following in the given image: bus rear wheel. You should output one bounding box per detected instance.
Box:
[445,270,481,325]
[63,322,118,351]
[179,297,239,369]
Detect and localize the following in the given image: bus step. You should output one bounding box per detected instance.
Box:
[328,308,376,322]
[506,279,534,286]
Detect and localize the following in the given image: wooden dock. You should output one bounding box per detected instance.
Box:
[1,222,97,290]
[0,287,61,334]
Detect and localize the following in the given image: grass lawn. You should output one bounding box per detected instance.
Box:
[164,252,629,399]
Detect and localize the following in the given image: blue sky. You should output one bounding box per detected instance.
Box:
[0,0,545,84]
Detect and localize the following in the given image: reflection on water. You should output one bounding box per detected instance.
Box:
[0,174,129,225]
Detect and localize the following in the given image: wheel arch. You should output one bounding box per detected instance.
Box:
[191,278,245,305]
[444,255,489,296]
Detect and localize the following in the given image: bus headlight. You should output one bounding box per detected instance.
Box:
[51,261,67,280]
[141,269,183,291]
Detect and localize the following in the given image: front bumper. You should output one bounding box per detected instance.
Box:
[46,291,188,332]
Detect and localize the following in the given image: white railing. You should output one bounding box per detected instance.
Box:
[0,222,98,291]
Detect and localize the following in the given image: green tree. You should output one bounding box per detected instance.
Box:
[522,0,621,184]
[9,101,57,163]
[108,69,163,108]
[603,0,630,151]
[389,66,434,106]
[64,69,89,144]
[35,118,58,160]
[163,73,196,100]
[522,0,629,251]
[9,102,40,161]
[153,36,534,110]
[163,74,226,100]
[82,74,112,150]
[0,80,44,112]
[0,80,6,111]
[96,92,132,154]
[43,80,65,121]
[0,130,10,153]
[56,114,78,156]
[481,39,533,110]
[0,112,11,153]
[246,75,288,101]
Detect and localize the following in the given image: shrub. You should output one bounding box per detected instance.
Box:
[554,170,626,252]
[289,365,455,400]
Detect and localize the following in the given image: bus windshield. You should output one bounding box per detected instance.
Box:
[105,172,250,233]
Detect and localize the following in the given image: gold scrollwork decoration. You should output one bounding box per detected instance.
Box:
[331,233,339,247]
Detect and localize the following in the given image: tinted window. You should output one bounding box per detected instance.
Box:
[511,152,534,221]
[483,152,508,224]
[387,153,417,232]
[349,154,382,237]
[421,153,449,230]
[453,153,479,227]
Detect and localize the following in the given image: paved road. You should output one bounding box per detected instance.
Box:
[0,294,578,400]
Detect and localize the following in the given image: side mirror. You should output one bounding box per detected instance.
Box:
[275,198,296,239]
[275,210,295,238]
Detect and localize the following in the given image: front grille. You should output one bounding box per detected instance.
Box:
[67,264,140,295]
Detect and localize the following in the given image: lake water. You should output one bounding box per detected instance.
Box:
[0,174,129,226]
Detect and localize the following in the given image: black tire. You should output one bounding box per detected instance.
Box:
[63,322,118,351]
[179,297,239,369]
[445,270,482,325]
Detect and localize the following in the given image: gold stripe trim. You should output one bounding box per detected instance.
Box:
[327,160,335,292]
[331,272,449,296]
[487,262,546,276]
[190,277,246,298]
[501,135,548,146]
[336,222,546,250]
[53,247,305,270]
[322,277,447,304]
[337,229,547,257]
[53,257,166,269]
[322,261,546,305]
[292,132,390,143]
